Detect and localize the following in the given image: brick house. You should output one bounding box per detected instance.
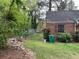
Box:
[46,10,79,35]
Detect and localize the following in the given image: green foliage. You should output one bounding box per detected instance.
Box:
[27,33,43,41]
[0,0,37,48]
[0,0,32,37]
[43,29,50,39]
[72,31,79,42]
[5,11,16,21]
[0,34,6,48]
[57,33,72,43]
[31,18,37,29]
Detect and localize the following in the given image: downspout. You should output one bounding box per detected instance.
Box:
[72,18,78,31]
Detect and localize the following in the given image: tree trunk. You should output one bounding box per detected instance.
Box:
[49,0,52,11]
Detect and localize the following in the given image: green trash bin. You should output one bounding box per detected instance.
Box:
[49,35,55,43]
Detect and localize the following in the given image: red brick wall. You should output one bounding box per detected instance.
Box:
[47,23,75,35]
[65,23,75,33]
[47,23,56,34]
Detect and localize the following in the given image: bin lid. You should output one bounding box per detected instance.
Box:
[49,35,54,37]
[49,35,54,36]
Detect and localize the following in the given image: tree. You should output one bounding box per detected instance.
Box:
[67,0,75,10]
[6,0,25,21]
[27,0,41,32]
[38,0,77,11]
[49,0,52,11]
[0,0,38,48]
[53,0,74,10]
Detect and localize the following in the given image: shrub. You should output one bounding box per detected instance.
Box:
[57,33,72,43]
[0,34,7,48]
[43,29,50,42]
[72,31,79,42]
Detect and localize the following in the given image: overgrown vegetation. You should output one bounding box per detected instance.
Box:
[72,31,79,42]
[57,33,72,43]
[24,33,79,59]
[0,0,37,48]
[0,34,6,48]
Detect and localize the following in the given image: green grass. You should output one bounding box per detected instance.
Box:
[24,33,79,59]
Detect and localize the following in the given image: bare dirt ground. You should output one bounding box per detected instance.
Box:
[0,38,36,59]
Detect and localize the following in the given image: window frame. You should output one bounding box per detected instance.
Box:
[58,24,64,32]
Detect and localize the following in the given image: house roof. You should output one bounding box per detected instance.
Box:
[46,10,79,23]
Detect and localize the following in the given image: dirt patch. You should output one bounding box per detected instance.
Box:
[0,47,36,59]
[0,38,36,59]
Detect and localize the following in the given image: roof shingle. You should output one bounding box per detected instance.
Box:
[46,10,79,23]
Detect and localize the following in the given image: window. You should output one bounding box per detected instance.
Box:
[58,24,64,32]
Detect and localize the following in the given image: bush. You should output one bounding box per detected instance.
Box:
[0,34,7,48]
[43,29,50,42]
[72,31,79,42]
[57,33,72,43]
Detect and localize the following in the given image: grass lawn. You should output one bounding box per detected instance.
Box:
[24,33,79,59]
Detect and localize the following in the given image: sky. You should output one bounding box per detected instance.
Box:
[73,0,79,9]
[40,0,79,19]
